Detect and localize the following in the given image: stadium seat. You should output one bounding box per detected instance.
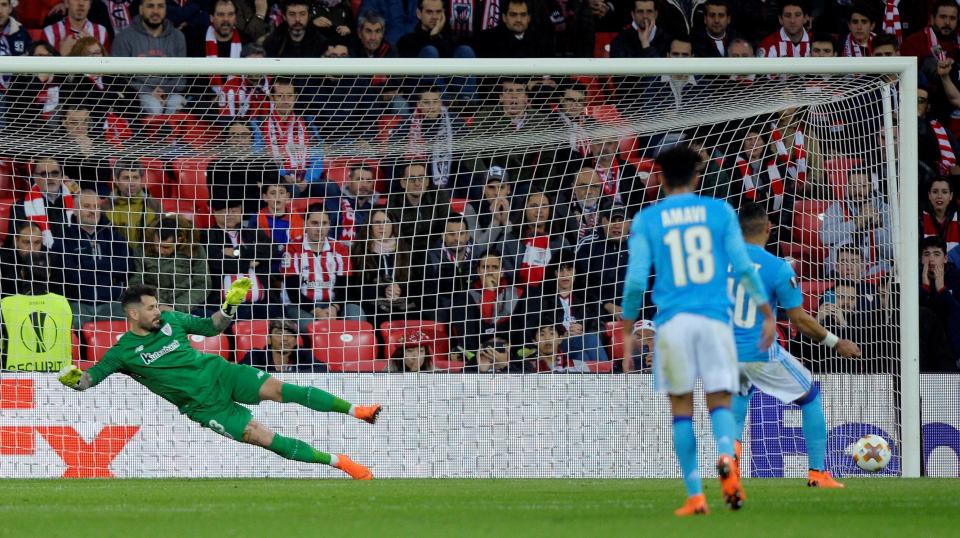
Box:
[81,321,129,363]
[187,333,230,360]
[27,29,44,42]
[449,198,469,216]
[289,197,326,215]
[800,280,835,315]
[823,156,861,200]
[380,320,461,372]
[232,320,304,363]
[140,157,168,199]
[0,198,14,246]
[594,32,618,58]
[604,320,626,361]
[309,320,382,372]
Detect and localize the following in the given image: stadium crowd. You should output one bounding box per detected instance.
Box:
[0,0,946,373]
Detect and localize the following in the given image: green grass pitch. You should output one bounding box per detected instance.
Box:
[2,478,957,537]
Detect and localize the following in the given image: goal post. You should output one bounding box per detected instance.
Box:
[0,56,920,478]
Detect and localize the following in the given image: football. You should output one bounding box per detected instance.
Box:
[852,434,892,472]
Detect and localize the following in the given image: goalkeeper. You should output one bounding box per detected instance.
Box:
[58,281,381,479]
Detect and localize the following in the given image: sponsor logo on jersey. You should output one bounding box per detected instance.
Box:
[257,371,265,379]
[140,340,181,365]
[135,345,144,352]
[160,324,172,336]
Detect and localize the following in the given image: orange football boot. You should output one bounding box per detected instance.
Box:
[354,404,382,424]
[335,454,373,480]
[717,455,745,510]
[807,469,845,488]
[674,493,710,516]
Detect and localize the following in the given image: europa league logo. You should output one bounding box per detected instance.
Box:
[19,311,60,354]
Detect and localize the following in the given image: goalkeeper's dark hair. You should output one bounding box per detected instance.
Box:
[656,145,701,189]
[120,285,158,310]
[738,201,769,237]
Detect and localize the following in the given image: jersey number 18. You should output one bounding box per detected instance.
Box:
[663,226,715,287]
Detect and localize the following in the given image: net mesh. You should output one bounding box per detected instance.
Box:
[0,64,904,478]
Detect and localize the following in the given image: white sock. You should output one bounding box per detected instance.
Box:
[348,404,357,417]
[329,454,340,467]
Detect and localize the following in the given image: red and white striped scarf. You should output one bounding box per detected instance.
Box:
[23,182,74,248]
[926,26,960,58]
[882,0,902,44]
[517,234,551,285]
[104,0,134,32]
[448,0,500,35]
[735,154,783,203]
[37,79,60,120]
[43,20,109,50]
[265,111,309,175]
[338,196,357,242]
[771,124,807,186]
[223,271,266,303]
[206,26,242,109]
[104,111,132,148]
[576,203,599,242]
[923,208,960,252]
[216,75,251,117]
[930,119,957,175]
[842,33,873,57]
[595,158,621,203]
[284,238,351,303]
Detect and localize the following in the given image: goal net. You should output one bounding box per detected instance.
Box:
[0,57,918,479]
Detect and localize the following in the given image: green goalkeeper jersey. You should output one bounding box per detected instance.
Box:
[87,311,228,413]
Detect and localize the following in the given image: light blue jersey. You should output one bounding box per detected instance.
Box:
[729,244,803,363]
[621,193,768,325]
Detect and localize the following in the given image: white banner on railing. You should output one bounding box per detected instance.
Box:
[0,373,944,478]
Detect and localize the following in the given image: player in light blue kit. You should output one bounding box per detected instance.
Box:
[729,202,861,488]
[621,146,776,516]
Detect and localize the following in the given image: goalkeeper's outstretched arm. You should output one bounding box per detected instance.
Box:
[785,306,861,358]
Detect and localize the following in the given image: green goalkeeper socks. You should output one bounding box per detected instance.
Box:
[281,383,353,415]
[268,434,334,466]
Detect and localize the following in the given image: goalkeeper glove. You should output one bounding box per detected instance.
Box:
[221,277,252,318]
[58,364,83,390]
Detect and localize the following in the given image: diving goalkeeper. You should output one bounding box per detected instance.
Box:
[57,280,381,479]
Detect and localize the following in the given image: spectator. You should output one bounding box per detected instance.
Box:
[386,161,452,256]
[688,129,731,204]
[901,0,957,64]
[552,81,590,162]
[187,0,249,58]
[610,0,672,58]
[56,101,99,158]
[472,0,552,57]
[112,0,189,114]
[310,0,354,40]
[249,183,303,270]
[13,156,78,250]
[725,126,776,210]
[129,215,210,314]
[502,190,571,290]
[103,159,162,246]
[810,32,837,57]
[43,0,111,56]
[841,2,876,57]
[623,319,654,373]
[0,223,55,298]
[263,0,328,57]
[282,206,365,331]
[578,199,629,325]
[398,0,475,59]
[584,122,641,210]
[543,0,594,58]
[461,334,516,373]
[425,216,474,322]
[919,236,960,372]
[53,189,129,329]
[557,165,604,247]
[325,163,382,244]
[472,167,516,256]
[348,209,423,326]
[252,77,325,186]
[402,86,464,190]
[351,9,396,57]
[446,0,502,42]
[693,0,734,58]
[727,36,752,58]
[0,0,31,56]
[450,252,525,356]
[61,39,132,126]
[757,1,810,57]
[917,85,960,177]
[518,321,582,373]
[387,330,434,372]
[922,178,960,261]
[821,167,893,277]
[201,196,278,320]
[358,0,419,45]
[2,42,61,128]
[523,251,608,365]
[871,31,898,57]
[242,319,326,373]
[234,0,273,40]
[815,280,873,353]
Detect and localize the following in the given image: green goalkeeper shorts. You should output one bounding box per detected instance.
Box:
[187,363,271,441]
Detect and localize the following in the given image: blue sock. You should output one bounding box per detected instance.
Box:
[672,416,702,497]
[732,391,753,444]
[798,388,827,471]
[709,406,736,458]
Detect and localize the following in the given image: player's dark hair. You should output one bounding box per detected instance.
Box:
[656,145,701,189]
[921,235,948,255]
[738,201,769,237]
[120,285,158,310]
